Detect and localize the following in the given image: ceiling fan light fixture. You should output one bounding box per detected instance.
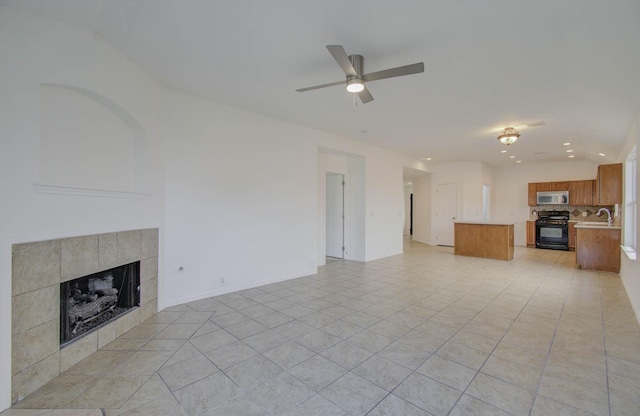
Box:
[346,78,364,93]
[497,127,520,145]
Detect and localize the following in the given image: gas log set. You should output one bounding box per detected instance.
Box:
[60,262,140,346]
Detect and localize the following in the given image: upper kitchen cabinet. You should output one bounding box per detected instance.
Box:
[527,181,570,206]
[596,163,623,205]
[550,181,568,191]
[528,183,538,206]
[537,181,568,191]
[536,182,553,192]
[568,180,596,206]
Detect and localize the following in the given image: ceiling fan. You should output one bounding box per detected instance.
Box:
[296,45,424,104]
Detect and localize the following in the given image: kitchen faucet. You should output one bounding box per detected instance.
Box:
[596,208,612,226]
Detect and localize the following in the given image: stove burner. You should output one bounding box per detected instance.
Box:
[536,210,570,224]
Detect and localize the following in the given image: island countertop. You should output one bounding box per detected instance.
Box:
[454,222,514,261]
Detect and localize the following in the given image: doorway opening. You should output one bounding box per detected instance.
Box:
[326,173,344,259]
[410,193,414,235]
[482,184,490,222]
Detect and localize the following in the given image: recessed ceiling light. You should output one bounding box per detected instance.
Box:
[568,155,575,158]
[516,160,522,163]
[360,130,368,134]
[509,155,515,159]
[501,150,507,153]
[566,149,573,153]
[426,157,432,161]
[598,152,606,157]
[563,142,571,146]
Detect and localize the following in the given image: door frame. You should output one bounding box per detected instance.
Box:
[324,171,351,261]
[434,183,457,246]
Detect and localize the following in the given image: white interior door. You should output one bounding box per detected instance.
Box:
[435,183,457,246]
[326,173,344,258]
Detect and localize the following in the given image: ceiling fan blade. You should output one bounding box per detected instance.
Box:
[363,62,424,82]
[358,86,374,104]
[296,80,345,92]
[327,45,357,76]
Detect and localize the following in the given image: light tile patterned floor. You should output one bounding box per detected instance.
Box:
[5,241,640,416]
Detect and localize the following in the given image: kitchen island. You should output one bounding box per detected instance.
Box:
[454,222,514,261]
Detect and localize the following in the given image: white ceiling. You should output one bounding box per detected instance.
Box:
[4,0,640,168]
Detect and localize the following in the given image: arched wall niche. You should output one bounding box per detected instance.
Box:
[38,84,150,196]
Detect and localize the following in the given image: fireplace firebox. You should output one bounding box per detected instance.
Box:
[60,261,140,346]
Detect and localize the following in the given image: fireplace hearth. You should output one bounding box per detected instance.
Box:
[60,262,140,346]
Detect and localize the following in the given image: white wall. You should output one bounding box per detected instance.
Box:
[429,162,489,244]
[492,160,599,245]
[0,8,164,411]
[161,88,412,304]
[162,89,321,305]
[619,113,640,324]
[0,8,425,411]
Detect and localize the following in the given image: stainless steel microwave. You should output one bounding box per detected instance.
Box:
[537,191,569,205]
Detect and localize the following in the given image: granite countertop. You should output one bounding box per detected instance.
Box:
[454,221,514,226]
[574,222,622,230]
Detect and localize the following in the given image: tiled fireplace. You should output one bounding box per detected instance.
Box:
[11,229,159,404]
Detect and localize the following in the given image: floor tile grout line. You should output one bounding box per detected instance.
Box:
[367,263,533,415]
[525,256,588,416]
[441,258,555,416]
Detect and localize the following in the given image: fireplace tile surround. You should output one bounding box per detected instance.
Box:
[11,228,159,404]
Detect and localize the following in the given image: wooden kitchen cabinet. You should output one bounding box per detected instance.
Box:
[454,223,514,260]
[568,222,576,250]
[536,182,553,192]
[526,221,536,247]
[568,180,596,206]
[596,163,623,205]
[576,227,621,272]
[528,181,571,206]
[528,183,538,206]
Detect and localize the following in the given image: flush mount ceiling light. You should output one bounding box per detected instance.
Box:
[346,77,365,93]
[497,127,520,145]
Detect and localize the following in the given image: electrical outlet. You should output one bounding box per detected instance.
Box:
[220,277,225,286]
[582,211,588,217]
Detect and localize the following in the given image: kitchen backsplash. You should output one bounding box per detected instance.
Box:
[530,205,616,222]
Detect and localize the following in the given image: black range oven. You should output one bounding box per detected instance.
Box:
[536,210,569,251]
